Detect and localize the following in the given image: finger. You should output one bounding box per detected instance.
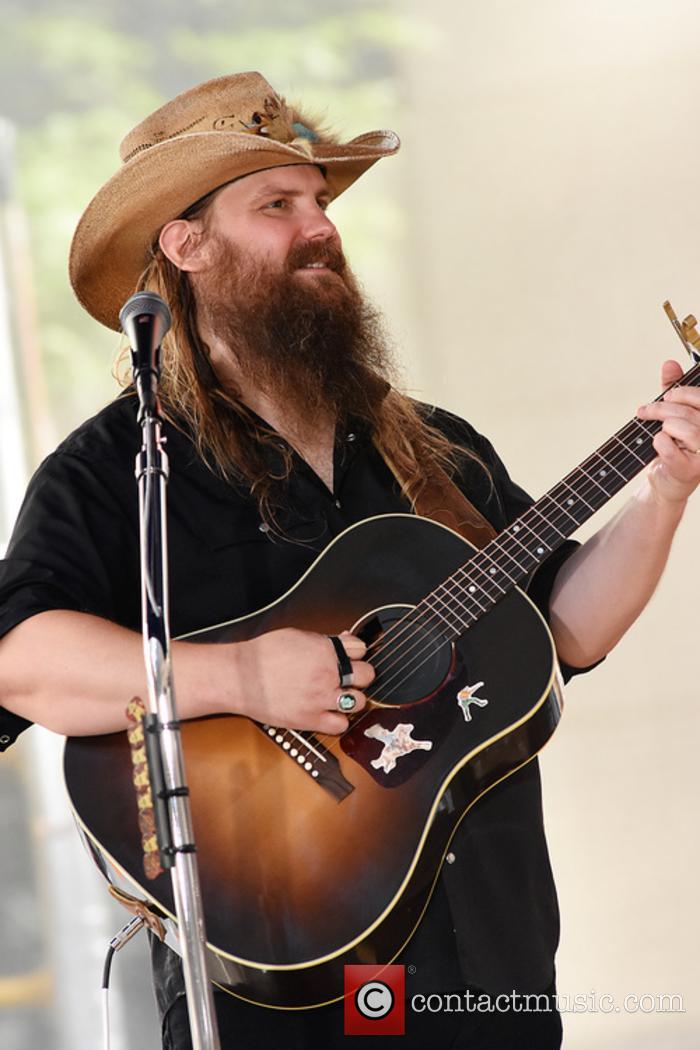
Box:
[317,711,349,735]
[661,358,684,389]
[349,659,376,689]
[662,385,700,407]
[638,399,700,424]
[652,429,696,470]
[339,632,367,659]
[657,416,700,452]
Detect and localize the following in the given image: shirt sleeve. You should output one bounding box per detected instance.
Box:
[0,448,139,750]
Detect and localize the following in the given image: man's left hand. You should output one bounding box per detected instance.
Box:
[636,358,700,504]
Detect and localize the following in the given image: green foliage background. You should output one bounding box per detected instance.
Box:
[2,0,426,441]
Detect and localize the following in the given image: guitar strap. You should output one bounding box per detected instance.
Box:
[373,438,496,550]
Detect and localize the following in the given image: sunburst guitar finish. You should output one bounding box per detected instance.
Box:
[64,513,563,1008]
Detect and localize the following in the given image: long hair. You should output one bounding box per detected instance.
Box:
[126,245,489,526]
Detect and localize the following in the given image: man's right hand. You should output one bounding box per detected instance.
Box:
[232,628,375,734]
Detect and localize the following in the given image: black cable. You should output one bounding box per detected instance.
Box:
[102,943,115,991]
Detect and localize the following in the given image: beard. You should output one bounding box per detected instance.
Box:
[190,235,396,427]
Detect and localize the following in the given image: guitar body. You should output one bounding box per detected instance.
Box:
[64,513,563,1008]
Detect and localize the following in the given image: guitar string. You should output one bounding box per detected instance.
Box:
[356,419,659,699]
[305,393,695,757]
[315,365,700,748]
[359,414,660,689]
[370,412,683,699]
[275,366,700,760]
[359,413,661,678]
[371,435,644,687]
[358,362,700,686]
[304,415,660,757]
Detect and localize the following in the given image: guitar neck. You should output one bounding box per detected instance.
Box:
[423,361,700,639]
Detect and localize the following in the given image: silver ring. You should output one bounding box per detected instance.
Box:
[337,692,357,713]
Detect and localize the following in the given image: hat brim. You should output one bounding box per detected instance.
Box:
[69,128,399,331]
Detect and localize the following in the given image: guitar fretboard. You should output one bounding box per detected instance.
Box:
[415,360,700,641]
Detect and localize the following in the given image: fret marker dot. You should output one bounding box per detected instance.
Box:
[290,748,298,757]
[468,585,476,593]
[275,734,283,743]
[297,755,305,764]
[635,437,643,445]
[489,567,497,574]
[599,469,607,477]
[536,546,544,554]
[304,761,313,771]
[312,770,319,778]
[513,524,521,532]
[566,498,574,506]
[283,741,290,750]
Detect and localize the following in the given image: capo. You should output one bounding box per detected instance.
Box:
[663,300,700,363]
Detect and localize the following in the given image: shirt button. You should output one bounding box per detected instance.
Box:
[0,735,11,745]
[445,852,456,865]
[258,522,270,533]
[334,499,342,509]
[347,433,356,442]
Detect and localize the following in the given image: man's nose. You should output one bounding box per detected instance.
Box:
[299,203,338,242]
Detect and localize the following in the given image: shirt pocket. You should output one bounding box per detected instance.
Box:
[167,508,330,636]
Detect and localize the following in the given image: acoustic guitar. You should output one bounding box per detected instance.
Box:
[64,349,700,1009]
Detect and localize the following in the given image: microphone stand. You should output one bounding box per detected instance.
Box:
[129,298,221,1050]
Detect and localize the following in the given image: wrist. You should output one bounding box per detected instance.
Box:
[172,638,249,718]
[637,472,688,518]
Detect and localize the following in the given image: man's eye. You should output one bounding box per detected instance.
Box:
[265,199,287,210]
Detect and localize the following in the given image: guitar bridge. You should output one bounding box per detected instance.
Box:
[259,724,355,801]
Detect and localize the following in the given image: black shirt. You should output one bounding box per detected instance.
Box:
[0,393,587,1001]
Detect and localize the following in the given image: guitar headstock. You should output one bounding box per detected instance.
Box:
[663,300,700,363]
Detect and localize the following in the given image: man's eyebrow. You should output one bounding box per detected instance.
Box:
[248,183,332,202]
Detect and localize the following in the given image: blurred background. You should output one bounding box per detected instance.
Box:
[1,0,699,1047]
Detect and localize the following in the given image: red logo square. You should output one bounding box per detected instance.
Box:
[344,964,405,1035]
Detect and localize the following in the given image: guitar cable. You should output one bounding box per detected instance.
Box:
[101,914,147,1050]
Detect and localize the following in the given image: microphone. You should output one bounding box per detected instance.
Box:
[119,292,172,416]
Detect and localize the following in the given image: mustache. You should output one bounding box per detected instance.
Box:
[285,240,347,274]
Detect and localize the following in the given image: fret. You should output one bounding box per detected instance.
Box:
[479,534,539,580]
[409,360,700,639]
[459,580,488,613]
[535,492,581,531]
[421,594,462,630]
[550,477,597,518]
[576,459,620,500]
[511,510,560,552]
[527,499,569,538]
[610,430,647,467]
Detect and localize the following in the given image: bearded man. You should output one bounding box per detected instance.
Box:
[1,72,700,1050]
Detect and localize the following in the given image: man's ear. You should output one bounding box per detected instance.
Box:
[159,219,210,272]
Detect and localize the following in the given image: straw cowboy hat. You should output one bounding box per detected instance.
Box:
[69,71,400,331]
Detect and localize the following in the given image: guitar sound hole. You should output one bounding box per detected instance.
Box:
[354,604,455,707]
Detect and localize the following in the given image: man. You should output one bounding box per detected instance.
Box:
[0,72,698,1049]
